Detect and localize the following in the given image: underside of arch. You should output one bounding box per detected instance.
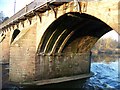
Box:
[37,12,112,55]
[11,29,20,44]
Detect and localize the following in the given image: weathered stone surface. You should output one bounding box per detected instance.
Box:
[0,0,119,82]
[0,31,10,63]
[9,23,37,82]
[36,53,90,80]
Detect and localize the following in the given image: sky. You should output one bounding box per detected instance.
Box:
[0,0,34,17]
[102,30,119,41]
[0,0,119,41]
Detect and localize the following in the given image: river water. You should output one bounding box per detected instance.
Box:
[1,54,120,89]
[83,54,120,90]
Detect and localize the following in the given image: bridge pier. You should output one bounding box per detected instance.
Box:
[9,23,37,82]
[0,0,119,84]
[0,31,10,63]
[35,53,91,81]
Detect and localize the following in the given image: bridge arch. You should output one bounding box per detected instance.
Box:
[11,29,20,43]
[0,33,6,43]
[37,12,112,55]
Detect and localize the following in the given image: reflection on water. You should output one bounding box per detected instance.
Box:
[91,53,119,63]
[1,54,120,89]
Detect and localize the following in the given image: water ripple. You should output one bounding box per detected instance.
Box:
[83,60,120,90]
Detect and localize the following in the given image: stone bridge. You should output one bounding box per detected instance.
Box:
[0,0,119,84]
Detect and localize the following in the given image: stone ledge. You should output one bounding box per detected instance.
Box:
[9,72,93,86]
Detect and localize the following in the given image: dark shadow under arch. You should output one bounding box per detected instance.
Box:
[0,33,6,43]
[37,12,112,55]
[11,29,20,43]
